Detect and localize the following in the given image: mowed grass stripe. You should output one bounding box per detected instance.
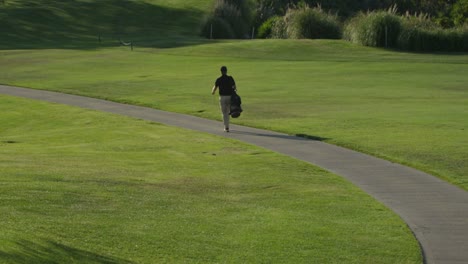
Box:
[0,95,421,263]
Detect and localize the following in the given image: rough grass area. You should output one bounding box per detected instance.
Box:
[0,96,421,263]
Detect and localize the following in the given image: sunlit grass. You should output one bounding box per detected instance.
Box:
[0,95,421,263]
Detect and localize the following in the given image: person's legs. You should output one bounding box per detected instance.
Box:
[219,96,231,131]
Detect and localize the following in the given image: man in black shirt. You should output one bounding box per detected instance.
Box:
[212,66,236,132]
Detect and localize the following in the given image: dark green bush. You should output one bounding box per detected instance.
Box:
[451,0,468,27]
[284,6,342,39]
[344,10,402,48]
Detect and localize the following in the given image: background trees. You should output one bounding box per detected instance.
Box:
[253,0,466,27]
[201,0,467,52]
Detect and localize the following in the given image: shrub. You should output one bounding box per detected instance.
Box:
[257,15,281,38]
[284,6,342,39]
[344,10,402,48]
[270,16,287,39]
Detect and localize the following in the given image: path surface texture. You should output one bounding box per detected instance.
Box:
[1,85,468,264]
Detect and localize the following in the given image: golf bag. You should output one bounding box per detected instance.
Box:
[230,91,243,118]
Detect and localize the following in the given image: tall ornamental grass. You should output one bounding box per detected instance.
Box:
[270,16,288,39]
[284,6,342,39]
[258,5,341,39]
[344,8,468,52]
[343,9,402,48]
[398,14,468,52]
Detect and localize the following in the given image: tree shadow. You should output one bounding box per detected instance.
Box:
[0,240,134,264]
[0,0,209,50]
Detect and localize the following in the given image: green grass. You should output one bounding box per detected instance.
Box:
[0,95,421,263]
[1,39,467,190]
[0,0,465,262]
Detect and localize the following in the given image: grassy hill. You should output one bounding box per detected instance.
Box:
[0,0,213,49]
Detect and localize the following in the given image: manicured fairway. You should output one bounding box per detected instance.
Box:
[1,40,467,190]
[0,95,421,263]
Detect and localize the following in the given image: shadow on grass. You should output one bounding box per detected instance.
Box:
[231,130,329,141]
[295,133,328,141]
[0,0,208,50]
[0,240,134,264]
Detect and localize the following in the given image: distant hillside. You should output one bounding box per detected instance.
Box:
[0,0,213,49]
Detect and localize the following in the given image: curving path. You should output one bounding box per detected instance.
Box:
[1,85,468,264]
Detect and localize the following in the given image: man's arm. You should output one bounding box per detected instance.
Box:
[211,85,218,95]
[231,77,237,91]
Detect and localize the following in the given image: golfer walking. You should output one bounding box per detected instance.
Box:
[212,66,236,132]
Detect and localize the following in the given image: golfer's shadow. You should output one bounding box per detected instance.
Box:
[230,130,328,141]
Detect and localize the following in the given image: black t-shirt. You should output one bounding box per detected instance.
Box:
[215,75,236,96]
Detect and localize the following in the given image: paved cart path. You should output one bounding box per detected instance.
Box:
[1,85,468,264]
